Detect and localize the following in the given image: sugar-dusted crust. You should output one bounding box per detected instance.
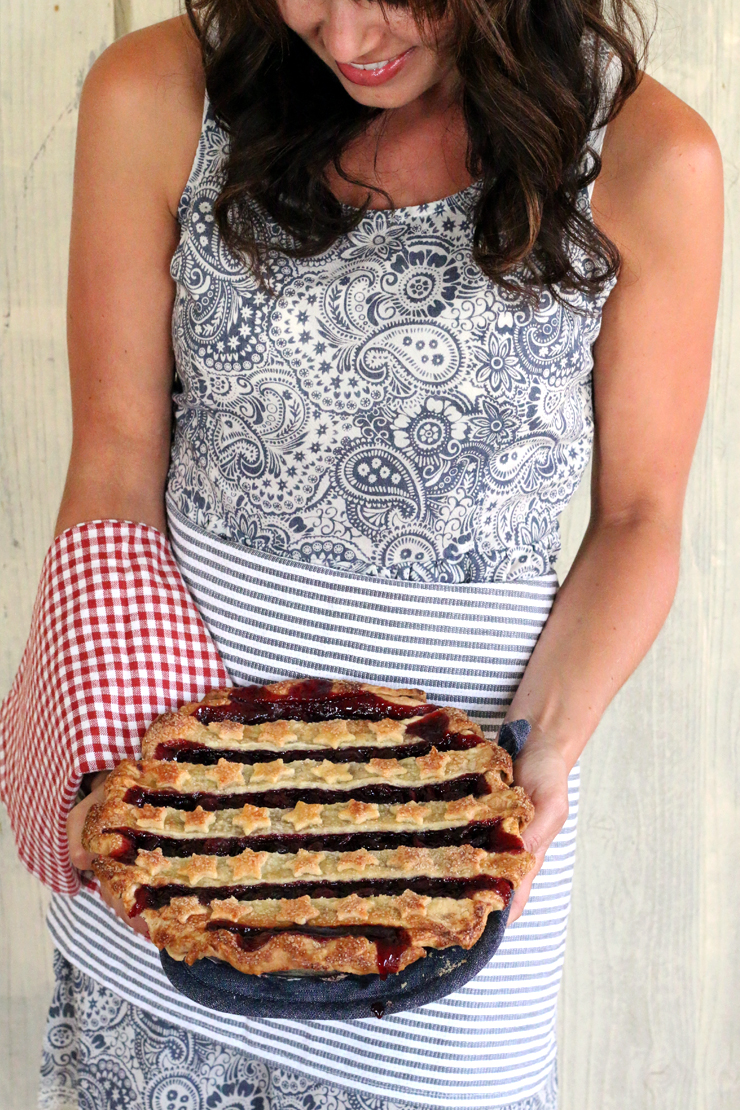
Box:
[145,909,426,976]
[82,776,532,857]
[104,742,511,801]
[182,680,429,716]
[177,888,499,939]
[92,841,533,909]
[140,706,482,760]
[83,679,537,978]
[142,888,499,974]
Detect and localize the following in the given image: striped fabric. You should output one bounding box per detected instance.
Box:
[48,506,578,1108]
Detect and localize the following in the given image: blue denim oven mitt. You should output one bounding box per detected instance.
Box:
[497,719,531,760]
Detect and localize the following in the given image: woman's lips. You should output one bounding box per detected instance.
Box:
[336,48,415,87]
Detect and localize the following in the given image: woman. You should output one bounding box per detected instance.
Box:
[7,0,722,1107]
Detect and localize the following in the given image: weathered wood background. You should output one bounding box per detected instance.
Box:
[1,1,737,1107]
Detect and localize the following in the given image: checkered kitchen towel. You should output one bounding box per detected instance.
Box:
[0,520,228,894]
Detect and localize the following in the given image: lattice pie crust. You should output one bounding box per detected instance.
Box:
[83,679,534,977]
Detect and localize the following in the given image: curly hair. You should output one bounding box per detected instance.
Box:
[184,0,645,296]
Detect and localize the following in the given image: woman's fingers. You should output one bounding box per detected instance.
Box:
[66,771,110,871]
[66,772,150,939]
[507,741,571,923]
[99,883,151,940]
[520,782,570,857]
[507,864,539,924]
[66,790,100,871]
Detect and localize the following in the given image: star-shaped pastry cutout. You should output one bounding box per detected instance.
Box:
[397,889,431,921]
[209,896,243,923]
[279,895,320,925]
[232,804,271,834]
[415,747,451,778]
[205,758,245,789]
[181,855,219,884]
[291,849,326,877]
[367,757,407,780]
[182,806,217,832]
[284,801,324,830]
[249,759,295,785]
[259,720,298,747]
[170,896,208,924]
[445,796,481,822]
[314,719,353,748]
[311,760,353,785]
[143,761,192,790]
[337,799,379,825]
[445,844,487,873]
[336,848,379,873]
[394,801,427,826]
[135,848,170,877]
[393,846,433,874]
[231,849,269,881]
[136,805,167,831]
[209,720,244,741]
[367,719,407,742]
[336,893,371,923]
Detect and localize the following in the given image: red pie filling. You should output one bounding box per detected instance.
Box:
[205,922,412,978]
[195,679,439,726]
[123,772,491,812]
[108,818,524,863]
[116,689,518,976]
[131,874,513,917]
[154,732,483,765]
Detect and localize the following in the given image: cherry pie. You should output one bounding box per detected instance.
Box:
[83,679,535,978]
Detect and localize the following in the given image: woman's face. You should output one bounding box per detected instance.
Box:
[276,0,456,109]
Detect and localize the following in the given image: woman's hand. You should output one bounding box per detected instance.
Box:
[66,772,150,939]
[508,738,570,924]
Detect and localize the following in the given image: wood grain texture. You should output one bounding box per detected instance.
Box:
[0,0,114,695]
[0,1,738,1108]
[0,3,114,1107]
[116,0,182,36]
[0,805,53,1110]
[557,5,740,1108]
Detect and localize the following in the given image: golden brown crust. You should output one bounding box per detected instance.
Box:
[84,778,532,857]
[104,743,511,802]
[84,680,536,978]
[181,680,428,718]
[92,841,533,909]
[145,910,425,975]
[140,706,483,760]
[141,888,497,973]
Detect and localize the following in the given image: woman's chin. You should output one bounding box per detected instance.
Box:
[335,73,428,109]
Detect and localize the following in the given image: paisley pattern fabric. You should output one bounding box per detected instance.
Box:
[39,953,558,1110]
[167,102,615,583]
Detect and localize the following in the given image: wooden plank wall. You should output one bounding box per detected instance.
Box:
[0,2,737,1108]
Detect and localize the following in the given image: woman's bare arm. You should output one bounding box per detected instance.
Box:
[56,17,203,536]
[507,75,723,921]
[59,20,204,931]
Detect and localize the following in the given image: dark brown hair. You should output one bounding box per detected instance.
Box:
[185,0,645,295]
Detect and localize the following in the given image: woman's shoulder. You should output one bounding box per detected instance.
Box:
[594,73,722,247]
[79,16,205,215]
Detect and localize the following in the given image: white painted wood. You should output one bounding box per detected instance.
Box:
[0,3,115,1106]
[557,6,740,1107]
[116,0,182,36]
[0,1,738,1108]
[0,805,53,1110]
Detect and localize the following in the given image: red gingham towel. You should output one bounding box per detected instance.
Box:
[0,520,229,895]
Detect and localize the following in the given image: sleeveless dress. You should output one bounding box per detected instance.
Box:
[40,77,616,1110]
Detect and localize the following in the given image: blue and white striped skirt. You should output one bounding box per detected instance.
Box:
[45,506,576,1109]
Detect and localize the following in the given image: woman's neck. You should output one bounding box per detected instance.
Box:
[325,76,474,211]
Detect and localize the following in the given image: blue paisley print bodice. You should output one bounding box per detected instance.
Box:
[168,101,615,583]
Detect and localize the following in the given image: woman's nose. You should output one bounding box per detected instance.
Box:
[317,0,386,63]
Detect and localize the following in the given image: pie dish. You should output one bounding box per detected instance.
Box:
[83,678,535,982]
